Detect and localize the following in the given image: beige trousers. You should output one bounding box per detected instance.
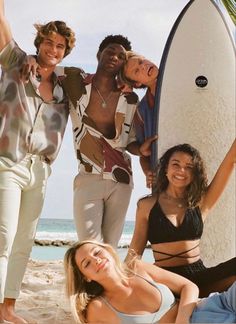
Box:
[73,173,132,248]
[0,154,51,301]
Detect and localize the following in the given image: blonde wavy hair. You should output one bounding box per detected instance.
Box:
[119,51,139,87]
[64,240,134,323]
[34,20,76,57]
[119,51,147,90]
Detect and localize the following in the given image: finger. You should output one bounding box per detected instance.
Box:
[20,66,30,82]
[150,134,158,142]
[23,64,31,75]
[32,63,39,77]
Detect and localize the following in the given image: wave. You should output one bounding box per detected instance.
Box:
[35,231,134,248]
[35,231,77,241]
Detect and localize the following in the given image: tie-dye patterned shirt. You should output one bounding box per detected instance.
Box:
[0,40,69,167]
[62,68,138,187]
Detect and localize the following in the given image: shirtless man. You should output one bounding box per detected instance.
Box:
[62,35,154,248]
[0,1,75,322]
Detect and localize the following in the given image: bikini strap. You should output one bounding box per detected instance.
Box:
[100,296,118,313]
[153,243,200,262]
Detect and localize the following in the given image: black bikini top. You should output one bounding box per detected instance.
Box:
[147,201,204,245]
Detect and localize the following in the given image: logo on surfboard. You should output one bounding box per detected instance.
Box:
[195,75,208,88]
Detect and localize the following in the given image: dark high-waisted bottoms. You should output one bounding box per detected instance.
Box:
[162,257,236,287]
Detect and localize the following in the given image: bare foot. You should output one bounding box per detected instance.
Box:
[2,312,28,323]
[1,299,28,324]
[2,313,28,323]
[0,304,5,323]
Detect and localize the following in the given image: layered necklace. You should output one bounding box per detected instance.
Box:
[93,84,113,108]
[164,191,186,208]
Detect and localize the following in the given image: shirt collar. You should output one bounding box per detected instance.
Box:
[83,73,132,94]
[53,66,67,85]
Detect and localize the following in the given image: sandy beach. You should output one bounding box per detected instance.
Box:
[15,259,75,324]
[13,247,153,324]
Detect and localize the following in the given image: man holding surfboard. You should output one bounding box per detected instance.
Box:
[120,51,159,188]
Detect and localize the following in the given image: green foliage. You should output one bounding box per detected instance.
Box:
[221,0,236,25]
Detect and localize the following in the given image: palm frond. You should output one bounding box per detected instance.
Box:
[221,0,236,25]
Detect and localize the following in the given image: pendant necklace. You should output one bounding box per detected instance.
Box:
[36,67,48,82]
[93,84,113,108]
[164,191,186,208]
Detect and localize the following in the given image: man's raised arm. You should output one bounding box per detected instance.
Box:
[0,0,12,52]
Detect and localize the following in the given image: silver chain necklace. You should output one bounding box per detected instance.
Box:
[93,84,113,108]
[164,191,186,208]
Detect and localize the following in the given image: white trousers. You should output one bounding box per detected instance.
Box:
[73,173,132,248]
[0,154,51,301]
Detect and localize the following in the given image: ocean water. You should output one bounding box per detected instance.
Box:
[34,218,134,246]
[32,218,153,261]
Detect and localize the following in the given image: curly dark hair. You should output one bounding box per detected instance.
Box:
[98,34,132,53]
[155,144,208,207]
[34,20,76,57]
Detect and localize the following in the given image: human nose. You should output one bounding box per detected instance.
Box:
[179,166,189,173]
[95,256,102,264]
[111,54,118,62]
[48,43,57,53]
[175,164,185,173]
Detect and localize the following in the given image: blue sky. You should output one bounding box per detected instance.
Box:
[5,0,192,219]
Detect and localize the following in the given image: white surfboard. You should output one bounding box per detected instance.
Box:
[153,0,235,265]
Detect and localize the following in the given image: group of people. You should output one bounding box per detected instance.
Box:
[0,0,235,323]
[0,1,154,322]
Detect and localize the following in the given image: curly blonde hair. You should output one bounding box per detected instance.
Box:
[34,20,76,57]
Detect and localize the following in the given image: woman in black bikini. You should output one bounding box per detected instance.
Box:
[125,139,236,297]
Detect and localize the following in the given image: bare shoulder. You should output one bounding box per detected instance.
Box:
[87,297,119,324]
[134,259,165,280]
[137,195,157,212]
[132,259,159,280]
[87,297,103,312]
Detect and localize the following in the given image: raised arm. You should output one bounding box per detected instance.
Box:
[0,0,12,52]
[126,135,158,157]
[125,196,155,264]
[200,138,236,217]
[139,156,157,189]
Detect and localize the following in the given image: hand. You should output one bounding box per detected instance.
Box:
[139,135,158,157]
[20,55,38,82]
[145,170,156,189]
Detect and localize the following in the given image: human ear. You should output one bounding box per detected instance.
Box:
[96,51,101,61]
[165,168,169,177]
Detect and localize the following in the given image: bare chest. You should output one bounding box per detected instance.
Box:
[38,80,54,102]
[86,89,120,139]
[159,198,187,227]
[161,202,186,227]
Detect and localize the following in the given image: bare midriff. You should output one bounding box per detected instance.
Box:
[152,239,201,267]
